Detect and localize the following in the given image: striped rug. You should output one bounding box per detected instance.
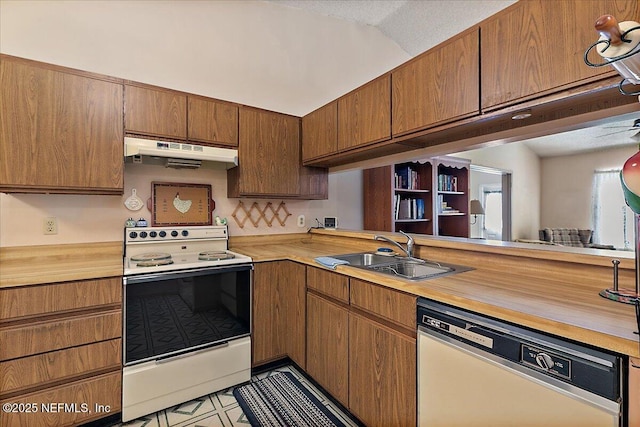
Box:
[233,372,347,427]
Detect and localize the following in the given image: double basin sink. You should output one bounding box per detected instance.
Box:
[329,252,472,281]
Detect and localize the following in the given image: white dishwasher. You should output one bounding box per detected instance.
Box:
[417,298,623,427]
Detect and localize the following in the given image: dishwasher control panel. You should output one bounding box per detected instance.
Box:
[417,298,621,402]
[521,344,571,379]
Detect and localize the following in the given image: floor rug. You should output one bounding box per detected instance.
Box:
[233,372,347,427]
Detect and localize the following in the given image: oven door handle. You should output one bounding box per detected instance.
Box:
[124,263,253,284]
[155,342,230,365]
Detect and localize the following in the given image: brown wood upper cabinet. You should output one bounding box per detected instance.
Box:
[125,85,187,139]
[392,28,479,136]
[338,74,391,151]
[125,85,239,146]
[0,55,124,194]
[480,0,636,110]
[228,107,327,199]
[188,96,238,147]
[302,100,338,162]
[228,108,300,197]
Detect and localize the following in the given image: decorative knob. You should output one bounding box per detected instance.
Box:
[595,15,624,46]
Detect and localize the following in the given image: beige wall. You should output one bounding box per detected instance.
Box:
[540,146,636,229]
[0,0,392,246]
[454,143,541,240]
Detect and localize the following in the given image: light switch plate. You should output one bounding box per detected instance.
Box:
[323,217,338,229]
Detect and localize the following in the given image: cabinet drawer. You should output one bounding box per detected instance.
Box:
[0,372,121,427]
[0,278,121,322]
[0,310,121,361]
[349,279,416,330]
[0,339,121,397]
[306,267,349,303]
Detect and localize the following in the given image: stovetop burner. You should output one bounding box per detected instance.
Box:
[136,259,175,267]
[198,251,235,261]
[130,252,172,262]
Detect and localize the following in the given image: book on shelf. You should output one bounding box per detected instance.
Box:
[437,174,458,192]
[395,196,426,220]
[395,165,420,190]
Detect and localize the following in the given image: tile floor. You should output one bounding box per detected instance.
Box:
[114,365,360,427]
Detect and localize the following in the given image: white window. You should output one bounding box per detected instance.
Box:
[592,169,634,250]
[481,186,502,240]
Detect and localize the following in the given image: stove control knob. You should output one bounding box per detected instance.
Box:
[182,230,189,237]
[129,231,138,239]
[171,230,179,237]
[159,231,167,238]
[149,231,157,238]
[139,231,148,238]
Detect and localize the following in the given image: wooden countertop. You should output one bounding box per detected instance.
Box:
[230,230,640,358]
[0,242,123,287]
[2,232,637,357]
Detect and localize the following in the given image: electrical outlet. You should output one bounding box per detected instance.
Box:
[297,214,305,228]
[43,217,58,235]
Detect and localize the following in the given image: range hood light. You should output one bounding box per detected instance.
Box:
[511,109,532,120]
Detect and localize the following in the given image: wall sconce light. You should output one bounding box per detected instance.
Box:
[469,199,484,225]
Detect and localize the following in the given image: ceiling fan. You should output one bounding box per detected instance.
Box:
[599,118,640,140]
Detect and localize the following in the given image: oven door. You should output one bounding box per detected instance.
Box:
[123,264,252,366]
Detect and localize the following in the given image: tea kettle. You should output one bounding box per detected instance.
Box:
[585,14,640,95]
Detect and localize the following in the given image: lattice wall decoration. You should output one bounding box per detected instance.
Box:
[231,201,292,228]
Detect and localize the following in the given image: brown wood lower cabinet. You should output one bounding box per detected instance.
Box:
[306,292,349,407]
[304,268,417,426]
[349,312,416,427]
[0,277,122,427]
[252,261,306,368]
[0,372,121,427]
[631,358,640,427]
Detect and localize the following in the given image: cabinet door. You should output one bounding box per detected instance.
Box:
[234,108,300,196]
[480,0,636,110]
[302,101,338,161]
[349,312,416,427]
[188,97,238,147]
[338,74,391,151]
[0,58,123,194]
[306,293,349,407]
[124,85,187,139]
[392,28,479,136]
[252,261,305,368]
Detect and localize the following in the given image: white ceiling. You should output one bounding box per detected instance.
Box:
[268,0,516,56]
[521,114,640,157]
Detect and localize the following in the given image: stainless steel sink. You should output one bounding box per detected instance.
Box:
[329,252,472,281]
[328,252,395,266]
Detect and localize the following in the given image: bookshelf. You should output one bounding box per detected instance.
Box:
[434,156,470,237]
[364,160,433,235]
[363,156,469,237]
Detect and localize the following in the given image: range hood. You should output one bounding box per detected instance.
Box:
[124,136,238,169]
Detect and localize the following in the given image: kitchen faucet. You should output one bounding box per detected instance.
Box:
[374,230,415,258]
